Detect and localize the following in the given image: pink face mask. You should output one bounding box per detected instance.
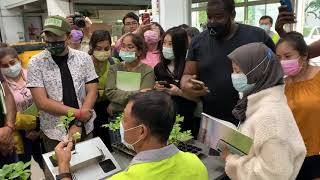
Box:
[280,58,301,76]
[144,30,160,44]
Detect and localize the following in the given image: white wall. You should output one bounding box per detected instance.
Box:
[46,0,71,17]
[98,10,134,24]
[159,0,191,30]
[0,0,25,43]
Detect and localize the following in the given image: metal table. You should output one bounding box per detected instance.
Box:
[112,140,226,180]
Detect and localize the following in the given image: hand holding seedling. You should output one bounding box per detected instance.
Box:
[55,140,73,172]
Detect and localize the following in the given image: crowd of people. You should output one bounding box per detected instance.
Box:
[0,0,320,179]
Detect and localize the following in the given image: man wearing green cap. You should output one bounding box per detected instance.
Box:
[27,16,98,152]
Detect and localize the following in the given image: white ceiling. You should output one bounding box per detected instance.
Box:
[74,0,150,6]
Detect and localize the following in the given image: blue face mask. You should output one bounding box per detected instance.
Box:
[119,50,137,63]
[1,62,22,78]
[259,24,271,32]
[231,73,255,93]
[162,47,175,60]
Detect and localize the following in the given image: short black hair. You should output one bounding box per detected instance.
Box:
[122,33,147,59]
[185,27,200,38]
[260,15,273,25]
[129,91,176,143]
[122,12,139,25]
[89,30,112,55]
[0,47,18,61]
[276,31,309,58]
[178,24,190,29]
[208,0,235,13]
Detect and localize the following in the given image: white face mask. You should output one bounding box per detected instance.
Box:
[120,122,143,151]
[1,62,22,78]
[162,47,175,60]
[260,24,271,32]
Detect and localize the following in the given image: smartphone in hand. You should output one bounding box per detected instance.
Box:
[142,12,151,24]
[280,0,293,12]
[158,81,171,88]
[190,79,205,90]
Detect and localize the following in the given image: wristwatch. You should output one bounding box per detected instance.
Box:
[56,172,72,180]
[74,120,83,127]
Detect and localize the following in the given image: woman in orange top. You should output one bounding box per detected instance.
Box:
[276,32,320,180]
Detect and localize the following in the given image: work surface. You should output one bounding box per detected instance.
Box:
[112,140,227,180]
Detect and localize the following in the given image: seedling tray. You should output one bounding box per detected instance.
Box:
[111,142,203,157]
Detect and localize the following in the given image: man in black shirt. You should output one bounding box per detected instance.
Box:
[181,0,275,125]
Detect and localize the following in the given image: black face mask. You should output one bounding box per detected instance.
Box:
[46,41,66,56]
[207,19,231,40]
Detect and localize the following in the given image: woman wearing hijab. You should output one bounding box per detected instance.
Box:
[223,43,306,180]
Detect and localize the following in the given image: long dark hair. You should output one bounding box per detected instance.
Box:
[160,27,188,80]
[88,30,112,55]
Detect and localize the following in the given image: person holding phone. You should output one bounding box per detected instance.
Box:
[154,27,199,136]
[114,12,152,61]
[141,22,165,68]
[122,12,140,34]
[181,0,275,126]
[276,32,320,180]
[275,5,320,59]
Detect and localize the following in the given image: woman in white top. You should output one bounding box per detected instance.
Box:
[223,42,306,180]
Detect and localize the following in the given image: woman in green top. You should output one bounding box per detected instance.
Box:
[106,33,155,116]
[89,30,119,149]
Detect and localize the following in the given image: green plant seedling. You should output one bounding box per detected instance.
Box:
[103,114,193,144]
[0,161,31,180]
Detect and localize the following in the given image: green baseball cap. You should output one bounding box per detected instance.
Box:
[43,16,71,36]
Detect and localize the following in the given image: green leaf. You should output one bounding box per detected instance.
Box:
[67,109,75,117]
[72,132,82,141]
[102,113,122,131]
[2,164,13,176]
[22,161,31,170]
[14,161,24,171]
[52,153,57,160]
[0,169,4,177]
[8,170,23,179]
[69,117,75,121]
[20,172,31,180]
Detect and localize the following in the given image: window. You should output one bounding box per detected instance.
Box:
[235,7,245,24]
[248,5,265,26]
[191,0,281,32]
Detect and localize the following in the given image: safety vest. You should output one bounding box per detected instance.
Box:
[271,32,280,44]
[108,145,208,180]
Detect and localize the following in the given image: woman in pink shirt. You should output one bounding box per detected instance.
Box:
[0,47,43,168]
[141,23,164,68]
